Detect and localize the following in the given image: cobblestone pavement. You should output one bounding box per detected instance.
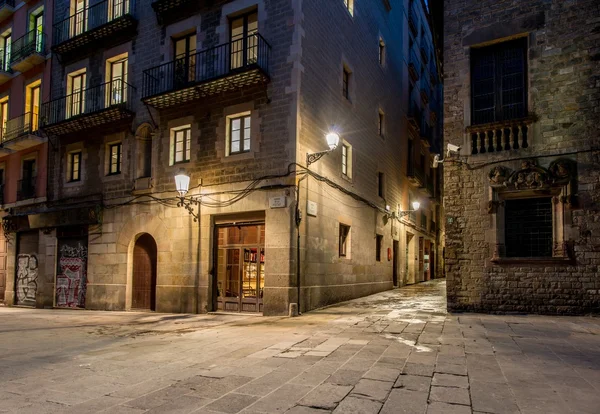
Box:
[1,280,600,414]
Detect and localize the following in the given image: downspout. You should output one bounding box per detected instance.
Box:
[295,173,307,315]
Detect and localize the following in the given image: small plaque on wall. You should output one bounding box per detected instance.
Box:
[307,200,318,217]
[269,196,287,209]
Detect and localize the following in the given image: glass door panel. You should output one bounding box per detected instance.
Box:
[109,59,127,105]
[73,0,87,37]
[69,73,86,118]
[29,85,40,132]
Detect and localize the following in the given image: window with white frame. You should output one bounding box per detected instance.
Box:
[341,141,352,178]
[170,126,191,165]
[228,114,251,155]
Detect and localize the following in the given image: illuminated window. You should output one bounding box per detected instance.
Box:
[170,126,191,164]
[343,0,354,15]
[108,143,121,175]
[69,151,81,182]
[229,114,251,154]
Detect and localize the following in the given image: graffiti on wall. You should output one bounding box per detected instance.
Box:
[16,254,38,306]
[56,241,88,308]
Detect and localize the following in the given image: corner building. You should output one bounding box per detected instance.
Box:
[443,0,600,313]
[2,0,443,315]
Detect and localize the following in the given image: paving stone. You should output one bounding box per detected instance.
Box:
[470,381,520,413]
[332,396,382,413]
[146,395,212,413]
[427,401,472,414]
[249,384,314,413]
[204,393,258,414]
[284,407,331,414]
[402,362,435,377]
[393,374,432,392]
[298,384,353,410]
[326,369,364,386]
[434,362,468,376]
[429,386,471,406]
[380,389,428,414]
[432,373,469,388]
[351,378,393,402]
[187,376,253,399]
[362,366,401,382]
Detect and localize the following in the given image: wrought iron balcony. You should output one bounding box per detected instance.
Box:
[151,0,202,25]
[0,0,15,21]
[10,31,46,73]
[0,50,12,86]
[17,176,36,201]
[420,78,431,105]
[408,5,419,36]
[408,48,420,83]
[407,162,426,188]
[53,0,137,60]
[467,115,536,155]
[420,42,430,64]
[142,33,271,109]
[1,112,45,151]
[407,99,421,131]
[41,80,135,135]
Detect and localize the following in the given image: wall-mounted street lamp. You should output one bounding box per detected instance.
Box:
[396,201,421,219]
[174,171,200,222]
[306,131,341,167]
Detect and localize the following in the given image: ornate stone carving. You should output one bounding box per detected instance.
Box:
[488,166,511,187]
[507,160,549,190]
[548,158,575,184]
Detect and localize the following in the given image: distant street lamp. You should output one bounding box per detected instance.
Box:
[396,200,421,219]
[174,171,200,222]
[306,130,340,167]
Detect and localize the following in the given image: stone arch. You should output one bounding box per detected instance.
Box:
[134,123,154,179]
[117,213,169,310]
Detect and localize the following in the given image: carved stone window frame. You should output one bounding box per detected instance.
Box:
[487,159,575,264]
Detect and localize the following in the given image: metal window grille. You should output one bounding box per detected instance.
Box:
[505,197,553,257]
[471,38,527,125]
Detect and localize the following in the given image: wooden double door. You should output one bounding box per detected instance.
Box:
[216,223,265,313]
[132,234,157,311]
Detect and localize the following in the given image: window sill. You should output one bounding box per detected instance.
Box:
[491,256,574,265]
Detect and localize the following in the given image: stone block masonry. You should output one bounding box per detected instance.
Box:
[443,0,600,314]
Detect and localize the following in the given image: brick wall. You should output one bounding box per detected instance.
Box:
[443,0,600,314]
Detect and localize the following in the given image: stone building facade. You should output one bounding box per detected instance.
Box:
[443,0,600,314]
[2,0,443,315]
[0,0,53,307]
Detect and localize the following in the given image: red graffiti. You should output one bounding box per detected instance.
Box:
[56,257,87,308]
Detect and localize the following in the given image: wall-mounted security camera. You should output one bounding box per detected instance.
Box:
[432,144,462,168]
[446,143,461,156]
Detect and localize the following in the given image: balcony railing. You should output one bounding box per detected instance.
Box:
[420,42,430,63]
[17,176,36,201]
[0,49,12,84]
[467,116,536,155]
[408,5,419,36]
[41,79,135,134]
[2,112,39,143]
[151,0,201,25]
[53,0,136,57]
[10,30,46,72]
[0,0,15,21]
[407,162,426,187]
[142,33,270,108]
[408,48,420,82]
[420,78,431,105]
[408,99,421,130]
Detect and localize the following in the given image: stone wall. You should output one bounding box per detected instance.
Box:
[443,0,600,314]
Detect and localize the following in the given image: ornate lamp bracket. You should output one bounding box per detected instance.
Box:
[306,150,331,167]
[177,196,201,222]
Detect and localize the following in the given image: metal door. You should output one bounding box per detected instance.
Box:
[0,236,6,301]
[16,232,39,306]
[132,234,157,310]
[392,240,399,287]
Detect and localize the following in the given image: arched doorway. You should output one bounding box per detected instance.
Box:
[132,234,157,310]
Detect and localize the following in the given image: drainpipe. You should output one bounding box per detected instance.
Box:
[295,173,307,315]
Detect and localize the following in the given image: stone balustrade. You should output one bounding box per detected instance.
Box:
[467,116,536,155]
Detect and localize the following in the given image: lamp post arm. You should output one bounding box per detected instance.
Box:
[306,150,332,167]
[177,196,200,222]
